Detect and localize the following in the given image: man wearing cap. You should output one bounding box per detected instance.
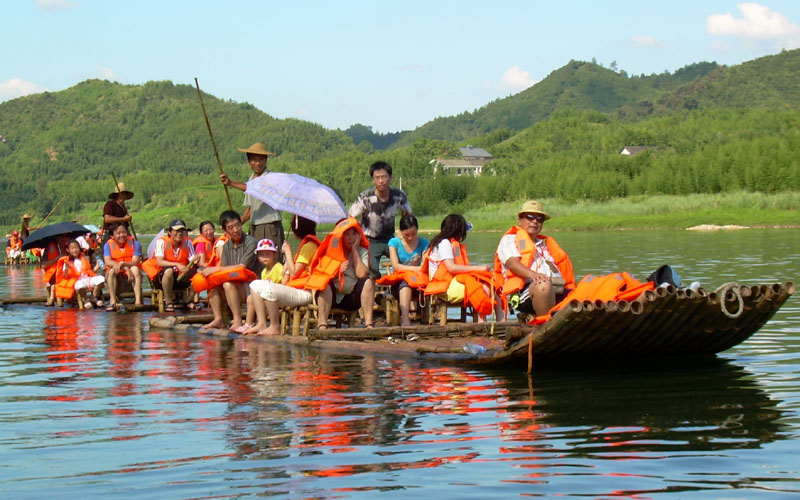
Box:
[102,182,134,244]
[150,219,199,311]
[494,201,575,317]
[201,210,264,331]
[219,142,285,254]
[349,161,412,279]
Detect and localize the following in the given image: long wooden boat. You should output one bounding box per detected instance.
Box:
[147,281,795,369]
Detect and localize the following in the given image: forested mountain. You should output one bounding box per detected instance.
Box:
[374,49,799,148]
[1,50,798,232]
[0,80,356,226]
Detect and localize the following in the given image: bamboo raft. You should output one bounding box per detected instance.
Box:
[147,281,795,368]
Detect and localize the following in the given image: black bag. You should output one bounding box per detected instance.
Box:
[647,264,683,287]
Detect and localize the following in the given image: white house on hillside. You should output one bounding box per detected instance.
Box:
[431,145,493,177]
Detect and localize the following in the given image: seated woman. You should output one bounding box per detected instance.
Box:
[103,222,143,310]
[424,214,497,319]
[378,214,429,326]
[246,215,319,335]
[55,239,106,308]
[306,217,374,330]
[191,220,225,308]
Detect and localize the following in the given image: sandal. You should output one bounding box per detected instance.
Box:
[185,302,196,310]
[165,303,175,312]
[105,304,116,312]
[95,299,104,308]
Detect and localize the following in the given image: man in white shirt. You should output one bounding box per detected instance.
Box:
[495,201,575,317]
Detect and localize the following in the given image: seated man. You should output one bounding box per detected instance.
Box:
[305,217,374,329]
[103,222,143,309]
[143,219,199,311]
[201,210,263,331]
[6,230,23,263]
[494,200,575,318]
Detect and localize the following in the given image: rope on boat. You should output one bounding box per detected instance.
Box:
[715,282,744,319]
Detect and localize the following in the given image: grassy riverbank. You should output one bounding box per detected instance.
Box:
[417,191,800,232]
[7,191,798,237]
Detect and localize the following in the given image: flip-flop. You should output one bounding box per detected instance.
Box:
[165,303,175,312]
[105,304,116,312]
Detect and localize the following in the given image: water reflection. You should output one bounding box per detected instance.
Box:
[1,230,798,498]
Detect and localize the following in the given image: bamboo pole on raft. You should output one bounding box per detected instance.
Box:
[194,78,233,211]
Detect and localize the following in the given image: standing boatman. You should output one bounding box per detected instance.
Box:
[349,161,412,279]
[219,142,285,253]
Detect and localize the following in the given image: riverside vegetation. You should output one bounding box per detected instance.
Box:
[1,50,798,233]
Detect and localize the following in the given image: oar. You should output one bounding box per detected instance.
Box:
[194,77,233,210]
[34,195,66,230]
[111,171,138,240]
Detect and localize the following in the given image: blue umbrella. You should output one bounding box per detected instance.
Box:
[245,172,347,224]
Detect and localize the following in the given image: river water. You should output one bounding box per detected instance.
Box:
[1,229,798,499]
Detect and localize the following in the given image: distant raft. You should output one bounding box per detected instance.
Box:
[148,281,795,369]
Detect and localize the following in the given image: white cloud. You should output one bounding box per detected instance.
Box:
[0,78,49,102]
[494,65,536,91]
[707,3,800,48]
[36,0,78,11]
[96,65,123,83]
[629,35,665,48]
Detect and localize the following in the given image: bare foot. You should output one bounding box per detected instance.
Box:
[229,322,245,333]
[203,319,225,330]
[243,323,267,335]
[256,327,280,336]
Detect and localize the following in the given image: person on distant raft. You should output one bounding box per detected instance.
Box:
[102,182,134,244]
[349,161,412,279]
[219,142,285,253]
[20,213,32,239]
[493,200,575,319]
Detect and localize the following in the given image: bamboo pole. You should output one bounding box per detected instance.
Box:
[33,195,66,230]
[111,171,137,240]
[194,78,233,211]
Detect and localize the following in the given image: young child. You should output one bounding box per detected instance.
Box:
[55,239,106,308]
[237,239,283,334]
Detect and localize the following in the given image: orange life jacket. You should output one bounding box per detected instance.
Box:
[54,254,96,299]
[423,239,496,316]
[42,241,64,283]
[6,235,22,254]
[375,240,430,290]
[142,236,192,280]
[285,235,321,288]
[191,264,259,293]
[192,235,218,267]
[107,236,137,263]
[493,226,575,298]
[302,217,369,291]
[529,272,655,325]
[86,233,99,250]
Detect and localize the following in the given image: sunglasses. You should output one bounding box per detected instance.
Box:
[523,214,546,222]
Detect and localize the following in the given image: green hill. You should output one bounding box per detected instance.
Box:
[1,50,798,234]
[0,80,356,227]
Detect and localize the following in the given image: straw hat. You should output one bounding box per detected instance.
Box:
[238,142,276,156]
[517,200,550,221]
[22,213,32,219]
[109,182,135,200]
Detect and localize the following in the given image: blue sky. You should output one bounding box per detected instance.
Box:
[3,1,799,133]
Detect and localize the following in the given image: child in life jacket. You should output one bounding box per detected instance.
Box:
[56,239,106,308]
[237,239,283,334]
